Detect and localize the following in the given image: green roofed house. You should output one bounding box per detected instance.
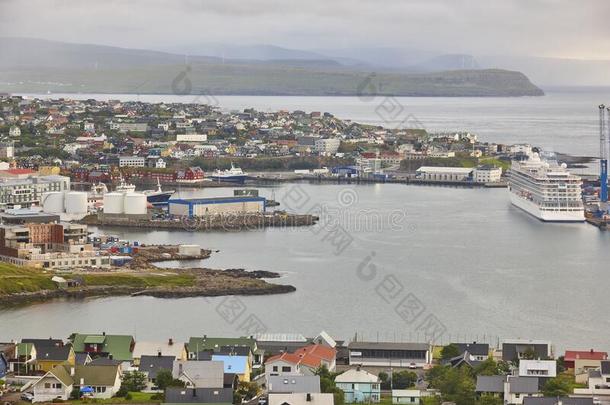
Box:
[30,362,122,402]
[186,336,263,367]
[70,333,135,365]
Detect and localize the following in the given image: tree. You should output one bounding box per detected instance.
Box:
[474,358,510,376]
[426,365,476,405]
[542,374,574,397]
[441,344,461,360]
[236,381,259,401]
[156,369,185,390]
[379,372,390,390]
[121,370,148,392]
[393,370,418,389]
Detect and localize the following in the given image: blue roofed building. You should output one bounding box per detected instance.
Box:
[211,354,251,382]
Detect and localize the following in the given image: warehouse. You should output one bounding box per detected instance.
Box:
[415,166,473,182]
[168,196,266,217]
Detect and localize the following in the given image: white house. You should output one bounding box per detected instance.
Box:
[269,393,335,405]
[176,134,208,143]
[119,156,146,167]
[9,126,21,137]
[31,365,73,403]
[392,390,421,404]
[518,360,557,378]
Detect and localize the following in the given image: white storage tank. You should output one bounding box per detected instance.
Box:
[123,192,147,215]
[41,192,65,213]
[103,192,125,214]
[65,191,88,214]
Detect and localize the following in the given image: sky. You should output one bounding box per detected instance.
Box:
[0,0,609,60]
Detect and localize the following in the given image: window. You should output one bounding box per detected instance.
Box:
[273,366,278,372]
[281,366,291,372]
[45,383,51,389]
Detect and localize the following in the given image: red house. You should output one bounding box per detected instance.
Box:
[176,167,204,183]
[564,349,608,370]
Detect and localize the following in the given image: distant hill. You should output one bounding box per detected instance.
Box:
[0,37,544,97]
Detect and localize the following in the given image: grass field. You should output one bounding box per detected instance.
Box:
[0,262,196,298]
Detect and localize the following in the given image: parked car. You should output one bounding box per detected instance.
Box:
[20,392,34,402]
[408,362,417,369]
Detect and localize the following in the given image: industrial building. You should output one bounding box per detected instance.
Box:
[415,166,473,182]
[473,165,503,183]
[0,222,110,269]
[168,197,266,217]
[0,175,70,208]
[0,208,60,224]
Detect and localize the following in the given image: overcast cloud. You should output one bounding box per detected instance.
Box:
[0,0,609,60]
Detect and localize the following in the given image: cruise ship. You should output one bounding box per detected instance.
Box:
[508,153,584,222]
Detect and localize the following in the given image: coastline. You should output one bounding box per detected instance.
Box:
[0,246,296,308]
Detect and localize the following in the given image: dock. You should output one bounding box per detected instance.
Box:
[80,212,318,231]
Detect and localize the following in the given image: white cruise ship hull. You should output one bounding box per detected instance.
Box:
[509,192,584,222]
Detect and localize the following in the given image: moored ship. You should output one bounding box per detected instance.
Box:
[508,152,584,222]
[209,163,248,184]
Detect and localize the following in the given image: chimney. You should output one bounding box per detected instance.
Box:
[102,331,106,336]
[109,354,113,360]
[70,367,75,376]
[80,378,84,385]
[158,351,162,357]
[306,393,312,402]
[169,338,174,346]
[591,349,594,354]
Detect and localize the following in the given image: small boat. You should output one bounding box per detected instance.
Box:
[142,178,175,206]
[210,163,249,184]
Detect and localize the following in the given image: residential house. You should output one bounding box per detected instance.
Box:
[164,387,233,404]
[211,354,250,382]
[0,342,16,378]
[34,343,75,372]
[12,342,37,374]
[476,375,541,405]
[0,351,8,378]
[347,342,431,368]
[269,393,335,405]
[453,343,489,361]
[587,360,610,389]
[265,345,336,382]
[132,339,187,366]
[267,375,321,394]
[70,333,135,367]
[176,167,205,183]
[335,368,381,403]
[31,364,73,403]
[392,390,421,404]
[501,340,553,362]
[518,360,557,378]
[186,336,261,367]
[72,363,122,399]
[564,350,608,384]
[173,360,224,388]
[254,333,310,356]
[312,331,337,349]
[522,398,593,405]
[139,355,176,386]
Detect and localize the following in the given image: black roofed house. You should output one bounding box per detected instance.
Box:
[453,342,489,361]
[75,352,92,365]
[502,340,553,362]
[139,354,176,385]
[523,398,594,405]
[587,360,610,389]
[347,341,431,368]
[444,351,484,369]
[223,373,239,390]
[476,375,542,405]
[164,387,233,404]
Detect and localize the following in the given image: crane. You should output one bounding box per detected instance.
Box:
[600,105,608,202]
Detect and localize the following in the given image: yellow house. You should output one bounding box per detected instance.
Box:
[35,345,75,373]
[38,166,61,176]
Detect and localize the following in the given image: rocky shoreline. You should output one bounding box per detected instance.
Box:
[0,246,296,308]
